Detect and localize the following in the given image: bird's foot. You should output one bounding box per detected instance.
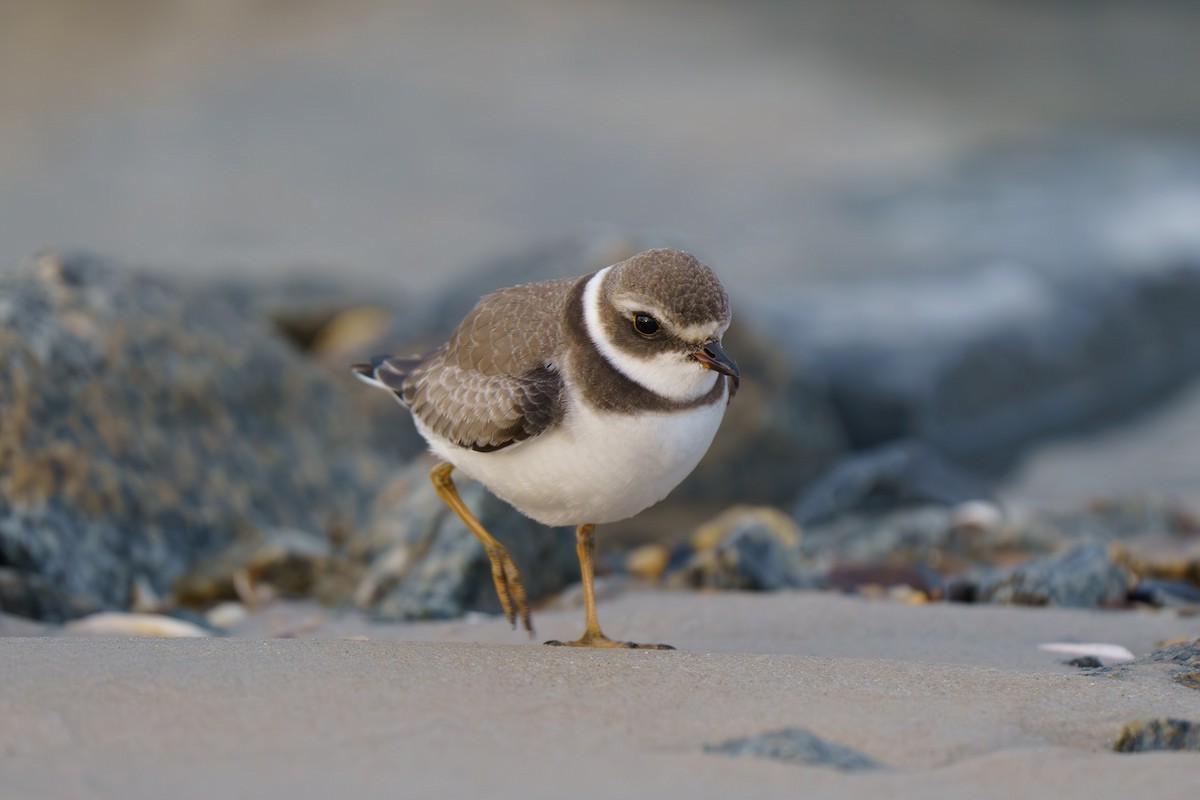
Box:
[485,543,533,634]
[544,632,674,650]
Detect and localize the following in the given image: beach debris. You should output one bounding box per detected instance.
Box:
[1114,718,1200,752]
[64,612,211,638]
[705,727,885,771]
[1038,642,1136,665]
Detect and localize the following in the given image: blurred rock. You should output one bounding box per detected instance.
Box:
[665,497,1193,605]
[0,253,393,621]
[624,544,670,580]
[1097,638,1200,689]
[1065,656,1104,669]
[704,727,884,771]
[1177,672,1200,690]
[746,258,1200,475]
[352,460,578,622]
[1128,578,1200,608]
[1138,638,1200,676]
[802,497,1198,580]
[172,527,331,608]
[799,505,970,575]
[1114,718,1200,753]
[667,506,824,591]
[825,564,942,599]
[792,440,995,526]
[963,544,1130,608]
[1111,532,1200,586]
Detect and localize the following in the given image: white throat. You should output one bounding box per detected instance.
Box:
[582,267,718,403]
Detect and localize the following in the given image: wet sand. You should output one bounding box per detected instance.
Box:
[4,591,1198,798]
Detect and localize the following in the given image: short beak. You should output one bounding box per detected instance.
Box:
[693,340,740,385]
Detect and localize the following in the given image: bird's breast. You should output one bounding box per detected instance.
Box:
[430,384,728,527]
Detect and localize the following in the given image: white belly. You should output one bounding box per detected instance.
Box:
[419,390,728,526]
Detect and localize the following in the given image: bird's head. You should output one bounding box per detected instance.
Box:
[585,248,739,402]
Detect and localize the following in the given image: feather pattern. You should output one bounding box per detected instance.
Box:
[389,277,575,452]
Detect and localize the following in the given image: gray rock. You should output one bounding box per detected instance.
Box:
[172,527,333,607]
[1096,639,1200,691]
[1143,638,1200,670]
[1128,578,1200,608]
[353,461,579,622]
[746,258,1200,475]
[1108,637,1200,676]
[792,440,994,526]
[1114,718,1200,753]
[705,727,884,771]
[0,253,394,621]
[799,505,962,572]
[667,508,825,592]
[802,497,1191,581]
[970,544,1130,608]
[1065,656,1104,669]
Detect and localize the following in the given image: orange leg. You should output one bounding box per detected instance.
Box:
[430,461,533,634]
[545,523,674,650]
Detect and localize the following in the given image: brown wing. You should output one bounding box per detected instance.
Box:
[385,276,578,452]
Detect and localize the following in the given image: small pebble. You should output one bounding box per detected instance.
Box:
[625,544,669,580]
[1038,642,1136,665]
[951,500,1004,534]
[205,601,249,630]
[1065,656,1103,669]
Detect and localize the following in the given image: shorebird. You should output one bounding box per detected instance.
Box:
[353,248,738,648]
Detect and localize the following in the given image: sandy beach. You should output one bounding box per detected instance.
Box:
[4,591,1198,798]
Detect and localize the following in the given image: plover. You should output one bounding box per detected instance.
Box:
[353,248,738,648]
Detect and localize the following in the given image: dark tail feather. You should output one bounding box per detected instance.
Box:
[350,354,420,392]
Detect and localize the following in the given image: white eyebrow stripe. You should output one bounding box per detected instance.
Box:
[674,321,726,342]
[610,298,727,344]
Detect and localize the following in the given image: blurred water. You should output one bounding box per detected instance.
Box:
[3,0,1200,291]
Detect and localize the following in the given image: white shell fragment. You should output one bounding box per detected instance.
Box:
[1038,642,1136,664]
[63,612,212,638]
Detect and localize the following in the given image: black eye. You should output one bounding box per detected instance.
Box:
[632,313,660,337]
